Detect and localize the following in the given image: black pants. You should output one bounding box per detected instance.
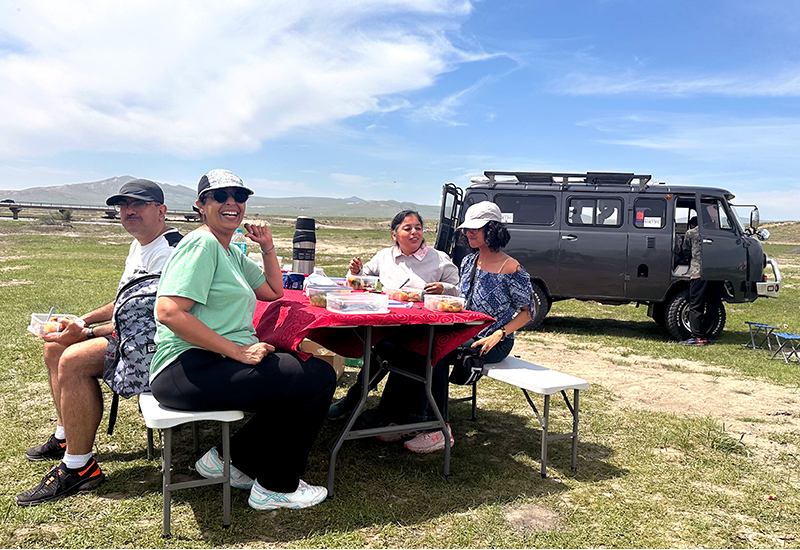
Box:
[377,336,515,425]
[151,348,336,493]
[688,279,724,339]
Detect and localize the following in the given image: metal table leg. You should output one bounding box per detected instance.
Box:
[327,326,372,498]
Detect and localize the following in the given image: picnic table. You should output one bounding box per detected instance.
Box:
[253,289,493,496]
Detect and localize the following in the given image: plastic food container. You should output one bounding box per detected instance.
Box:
[327,292,389,315]
[346,274,380,291]
[28,313,85,337]
[423,295,466,313]
[385,287,424,302]
[306,286,352,308]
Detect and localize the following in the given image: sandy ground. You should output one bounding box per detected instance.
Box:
[511,334,800,460]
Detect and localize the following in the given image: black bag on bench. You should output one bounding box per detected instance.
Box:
[448,346,485,386]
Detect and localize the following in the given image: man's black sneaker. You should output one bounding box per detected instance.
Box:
[16,459,105,507]
[25,434,67,462]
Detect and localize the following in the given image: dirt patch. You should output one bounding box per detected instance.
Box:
[503,503,560,533]
[512,335,800,460]
[0,279,33,287]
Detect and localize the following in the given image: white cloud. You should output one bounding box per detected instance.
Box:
[0,0,479,159]
[559,69,800,97]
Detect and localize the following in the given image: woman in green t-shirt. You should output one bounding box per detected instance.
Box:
[150,170,335,511]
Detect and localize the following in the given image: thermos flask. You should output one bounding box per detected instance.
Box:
[291,217,316,275]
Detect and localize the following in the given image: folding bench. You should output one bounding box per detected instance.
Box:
[453,356,589,478]
[743,321,780,351]
[139,393,244,538]
[770,332,800,364]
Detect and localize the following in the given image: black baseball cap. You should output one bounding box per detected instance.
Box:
[106,179,164,206]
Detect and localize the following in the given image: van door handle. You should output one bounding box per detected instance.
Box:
[561,235,577,241]
[702,238,713,244]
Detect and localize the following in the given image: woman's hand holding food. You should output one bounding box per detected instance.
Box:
[349,257,362,274]
[424,282,444,295]
[237,342,275,365]
[244,222,275,253]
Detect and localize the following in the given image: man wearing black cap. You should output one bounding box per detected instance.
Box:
[17,179,182,506]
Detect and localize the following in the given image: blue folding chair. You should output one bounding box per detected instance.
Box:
[770,332,800,364]
[743,321,779,351]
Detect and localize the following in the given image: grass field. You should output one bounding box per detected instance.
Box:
[1,217,799,548]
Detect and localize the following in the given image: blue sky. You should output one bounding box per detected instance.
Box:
[1,0,799,220]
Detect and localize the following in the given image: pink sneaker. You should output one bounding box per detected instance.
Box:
[403,425,454,454]
[376,423,418,443]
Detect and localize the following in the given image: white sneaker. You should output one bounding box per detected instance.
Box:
[195,447,254,490]
[248,479,328,510]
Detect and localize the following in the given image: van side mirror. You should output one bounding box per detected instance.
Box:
[750,208,760,231]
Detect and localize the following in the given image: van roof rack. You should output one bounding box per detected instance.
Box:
[478,171,654,192]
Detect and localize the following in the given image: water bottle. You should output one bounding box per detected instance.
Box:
[232,228,248,254]
[292,217,316,275]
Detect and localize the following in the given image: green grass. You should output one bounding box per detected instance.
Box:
[1,218,800,548]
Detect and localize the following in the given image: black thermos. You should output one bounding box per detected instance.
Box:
[292,217,316,275]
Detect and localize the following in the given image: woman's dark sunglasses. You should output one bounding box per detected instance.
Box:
[207,188,250,204]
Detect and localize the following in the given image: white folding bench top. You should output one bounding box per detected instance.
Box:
[486,356,589,394]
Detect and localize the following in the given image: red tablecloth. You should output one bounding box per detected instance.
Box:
[253,290,494,364]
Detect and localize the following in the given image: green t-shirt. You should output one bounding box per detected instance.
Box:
[150,229,267,381]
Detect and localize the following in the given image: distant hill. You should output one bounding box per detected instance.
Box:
[0,176,439,220]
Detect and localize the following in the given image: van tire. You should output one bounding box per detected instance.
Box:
[522,282,550,331]
[664,289,726,341]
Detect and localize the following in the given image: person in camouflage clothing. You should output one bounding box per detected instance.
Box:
[680,215,724,346]
[17,180,181,507]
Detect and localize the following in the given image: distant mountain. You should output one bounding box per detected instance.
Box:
[0,177,439,220]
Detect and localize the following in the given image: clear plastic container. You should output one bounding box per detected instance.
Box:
[327,292,389,315]
[346,274,380,291]
[28,313,85,337]
[423,295,466,313]
[385,287,424,302]
[306,286,352,308]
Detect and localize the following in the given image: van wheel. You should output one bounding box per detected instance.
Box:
[523,282,550,331]
[664,289,726,341]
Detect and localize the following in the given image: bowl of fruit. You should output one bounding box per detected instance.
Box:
[423,295,465,313]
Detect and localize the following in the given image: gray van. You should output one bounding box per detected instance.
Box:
[434,171,781,340]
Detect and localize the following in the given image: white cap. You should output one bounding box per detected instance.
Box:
[456,201,503,230]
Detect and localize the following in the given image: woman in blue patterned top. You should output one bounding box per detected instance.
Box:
[399,201,535,454]
[455,201,534,363]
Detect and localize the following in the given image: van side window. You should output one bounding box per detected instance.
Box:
[633,198,666,229]
[700,198,732,230]
[495,194,556,225]
[566,197,623,227]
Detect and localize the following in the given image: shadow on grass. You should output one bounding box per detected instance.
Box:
[536,315,755,346]
[117,395,622,545]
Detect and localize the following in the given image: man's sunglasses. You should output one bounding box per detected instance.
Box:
[206,188,250,204]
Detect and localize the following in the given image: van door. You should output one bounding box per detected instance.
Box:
[557,195,627,299]
[434,183,463,257]
[625,196,673,301]
[697,195,748,300]
[494,193,560,294]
